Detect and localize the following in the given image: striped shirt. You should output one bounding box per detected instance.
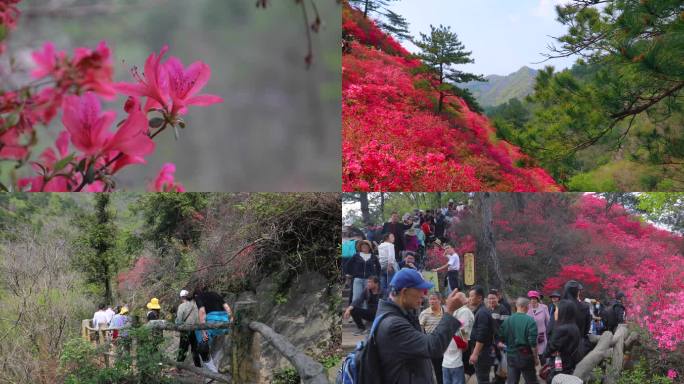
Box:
[419,306,445,334]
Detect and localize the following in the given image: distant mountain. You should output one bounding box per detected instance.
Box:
[463,66,538,107]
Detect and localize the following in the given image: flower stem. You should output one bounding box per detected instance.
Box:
[72,120,169,192]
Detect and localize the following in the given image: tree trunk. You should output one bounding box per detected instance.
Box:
[438,92,444,114]
[363,0,369,17]
[380,192,385,220]
[436,192,442,208]
[359,193,370,225]
[476,193,504,290]
[103,263,112,305]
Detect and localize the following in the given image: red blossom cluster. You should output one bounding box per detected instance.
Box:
[553,195,684,352]
[542,264,604,294]
[0,2,222,192]
[342,3,561,191]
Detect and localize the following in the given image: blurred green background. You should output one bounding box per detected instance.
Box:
[9,0,341,191]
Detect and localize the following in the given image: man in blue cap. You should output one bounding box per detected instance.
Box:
[374,268,467,384]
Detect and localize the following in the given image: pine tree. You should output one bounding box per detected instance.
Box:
[381,9,411,41]
[348,0,392,18]
[73,194,118,304]
[348,0,411,41]
[517,0,684,186]
[414,24,485,114]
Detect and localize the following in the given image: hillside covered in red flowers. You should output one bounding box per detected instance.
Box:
[342,4,561,191]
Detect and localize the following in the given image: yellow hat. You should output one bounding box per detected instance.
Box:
[119,306,129,315]
[146,298,161,310]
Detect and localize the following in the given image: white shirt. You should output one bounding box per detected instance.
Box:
[447,252,460,271]
[442,305,474,368]
[359,252,371,262]
[93,310,109,328]
[105,308,115,324]
[377,242,396,270]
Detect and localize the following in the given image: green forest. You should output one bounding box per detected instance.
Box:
[0,193,341,384]
[486,0,684,191]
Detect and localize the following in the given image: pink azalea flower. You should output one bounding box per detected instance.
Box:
[31,41,66,79]
[116,46,222,115]
[165,57,223,115]
[62,92,154,158]
[668,369,678,380]
[0,127,28,160]
[62,92,115,156]
[115,46,170,110]
[73,41,117,99]
[86,180,106,192]
[151,163,185,192]
[103,97,155,158]
[17,176,69,192]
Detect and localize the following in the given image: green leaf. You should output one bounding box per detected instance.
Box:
[53,154,75,173]
[76,158,87,173]
[85,163,96,184]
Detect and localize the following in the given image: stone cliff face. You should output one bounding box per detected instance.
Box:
[216,271,340,383]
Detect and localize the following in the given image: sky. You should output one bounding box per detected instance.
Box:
[388,0,577,76]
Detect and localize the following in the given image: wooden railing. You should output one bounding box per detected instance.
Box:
[81,299,329,383]
[572,324,638,383]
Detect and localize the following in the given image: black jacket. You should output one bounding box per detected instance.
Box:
[344,253,381,279]
[609,300,626,324]
[351,288,380,313]
[375,299,460,384]
[577,300,592,337]
[491,304,511,330]
[544,323,580,373]
[470,303,495,347]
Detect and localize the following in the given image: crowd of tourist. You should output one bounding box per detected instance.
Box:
[90,284,233,375]
[341,206,627,384]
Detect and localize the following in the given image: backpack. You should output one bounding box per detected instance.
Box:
[342,240,357,259]
[336,312,395,384]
